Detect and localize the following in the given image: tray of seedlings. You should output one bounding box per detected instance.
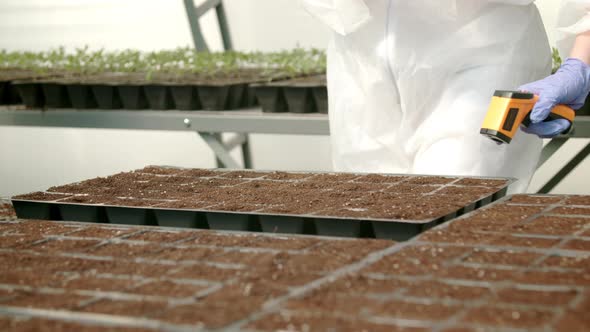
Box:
[0,48,326,111]
[11,166,511,240]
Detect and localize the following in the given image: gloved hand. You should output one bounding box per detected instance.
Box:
[518,58,590,138]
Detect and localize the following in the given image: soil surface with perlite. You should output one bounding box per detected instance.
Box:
[13,166,508,222]
[0,194,588,330]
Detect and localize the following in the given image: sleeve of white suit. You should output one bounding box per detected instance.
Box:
[299,0,372,36]
[487,0,535,5]
[557,0,590,58]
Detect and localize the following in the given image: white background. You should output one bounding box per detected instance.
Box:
[0,0,587,197]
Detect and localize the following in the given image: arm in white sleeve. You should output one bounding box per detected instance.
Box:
[487,0,535,5]
[299,0,372,36]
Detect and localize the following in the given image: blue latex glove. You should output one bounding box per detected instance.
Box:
[518,58,590,138]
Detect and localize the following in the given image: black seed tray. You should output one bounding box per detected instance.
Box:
[11,75,258,110]
[14,82,44,108]
[250,75,327,113]
[67,84,98,109]
[11,171,511,241]
[0,81,23,105]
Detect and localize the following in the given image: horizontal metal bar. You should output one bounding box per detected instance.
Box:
[0,108,330,135]
[195,0,222,18]
[2,108,589,138]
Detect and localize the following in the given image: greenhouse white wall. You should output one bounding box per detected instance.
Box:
[0,0,587,196]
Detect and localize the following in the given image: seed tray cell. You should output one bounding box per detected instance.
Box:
[67,85,97,109]
[12,166,512,240]
[14,82,44,108]
[170,86,201,110]
[259,216,312,234]
[252,86,288,113]
[41,83,71,108]
[144,85,174,110]
[250,75,327,113]
[153,208,207,228]
[91,85,122,109]
[1,82,22,105]
[117,85,148,109]
[105,206,157,226]
[58,203,106,223]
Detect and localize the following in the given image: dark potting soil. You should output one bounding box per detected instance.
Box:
[68,226,133,238]
[130,280,208,298]
[504,215,589,236]
[13,192,71,201]
[509,194,563,205]
[0,202,16,220]
[61,276,137,292]
[486,234,561,248]
[462,306,553,328]
[563,195,590,206]
[2,194,590,331]
[247,313,398,332]
[4,318,155,332]
[124,230,194,243]
[549,206,590,215]
[79,298,169,317]
[13,166,509,223]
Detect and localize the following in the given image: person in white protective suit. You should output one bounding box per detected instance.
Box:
[301,0,590,193]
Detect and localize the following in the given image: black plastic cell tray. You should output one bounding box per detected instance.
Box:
[15,83,44,108]
[67,85,97,109]
[1,82,22,105]
[11,174,510,240]
[41,83,71,108]
[170,86,201,110]
[8,75,327,111]
[250,76,327,113]
[144,85,174,110]
[118,85,148,110]
[92,85,122,109]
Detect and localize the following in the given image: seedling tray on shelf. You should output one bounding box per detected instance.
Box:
[12,76,258,111]
[11,166,511,240]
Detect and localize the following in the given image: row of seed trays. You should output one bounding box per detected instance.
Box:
[0,193,588,330]
[0,47,327,112]
[11,166,511,241]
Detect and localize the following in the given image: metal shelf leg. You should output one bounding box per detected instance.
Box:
[198,132,243,169]
[241,134,253,169]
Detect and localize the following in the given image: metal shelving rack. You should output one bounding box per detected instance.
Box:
[0,0,588,193]
[0,107,329,170]
[0,108,588,193]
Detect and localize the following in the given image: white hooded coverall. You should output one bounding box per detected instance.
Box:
[301,0,590,193]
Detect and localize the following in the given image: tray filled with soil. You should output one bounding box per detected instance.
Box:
[11,166,511,240]
[251,74,327,113]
